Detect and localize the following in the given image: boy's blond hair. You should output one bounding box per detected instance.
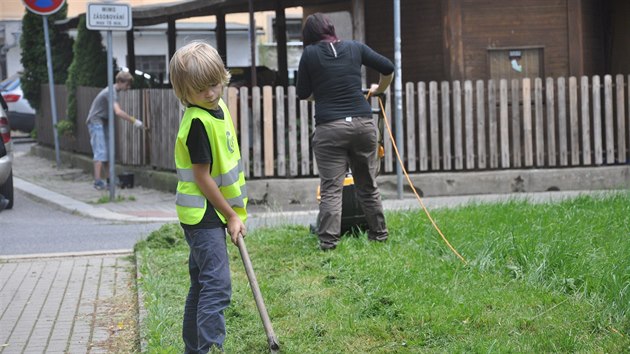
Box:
[169,41,231,106]
[115,71,134,85]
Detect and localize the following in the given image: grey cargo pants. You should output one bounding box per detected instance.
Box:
[313,116,388,249]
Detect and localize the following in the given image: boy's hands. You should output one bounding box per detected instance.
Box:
[226,214,246,245]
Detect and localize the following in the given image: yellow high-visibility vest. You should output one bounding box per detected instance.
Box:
[174,99,247,225]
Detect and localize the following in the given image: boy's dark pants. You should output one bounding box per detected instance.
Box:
[183,227,231,353]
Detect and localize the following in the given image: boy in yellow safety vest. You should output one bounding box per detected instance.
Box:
[170,41,248,353]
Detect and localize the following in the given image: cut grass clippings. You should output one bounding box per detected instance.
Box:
[135,191,630,353]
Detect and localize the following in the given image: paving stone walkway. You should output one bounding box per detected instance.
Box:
[0,253,134,354]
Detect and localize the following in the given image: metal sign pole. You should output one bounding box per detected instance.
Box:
[42,15,61,168]
[107,30,116,200]
[86,1,132,200]
[393,0,403,199]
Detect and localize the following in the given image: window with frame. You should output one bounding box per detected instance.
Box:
[488,47,544,82]
[133,55,166,79]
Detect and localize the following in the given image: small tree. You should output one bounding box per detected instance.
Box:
[20,4,73,112]
[64,15,112,134]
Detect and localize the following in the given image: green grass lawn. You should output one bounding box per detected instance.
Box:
[135,191,630,353]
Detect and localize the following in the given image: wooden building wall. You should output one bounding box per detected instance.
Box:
[364,0,444,84]
[362,0,613,84]
[460,0,569,81]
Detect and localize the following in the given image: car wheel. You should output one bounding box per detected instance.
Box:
[0,170,13,209]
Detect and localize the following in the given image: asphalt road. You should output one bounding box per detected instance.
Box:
[0,189,166,256]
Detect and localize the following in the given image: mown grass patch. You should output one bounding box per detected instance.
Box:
[135,191,630,353]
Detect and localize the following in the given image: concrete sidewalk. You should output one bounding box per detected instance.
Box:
[0,251,133,354]
[2,143,617,353]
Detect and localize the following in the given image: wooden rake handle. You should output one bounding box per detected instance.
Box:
[237,235,280,353]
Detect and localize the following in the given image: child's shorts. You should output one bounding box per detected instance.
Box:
[88,122,109,162]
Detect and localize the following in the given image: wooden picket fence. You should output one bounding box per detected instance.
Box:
[38,74,630,178]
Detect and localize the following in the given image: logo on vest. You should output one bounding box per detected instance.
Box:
[226,131,235,153]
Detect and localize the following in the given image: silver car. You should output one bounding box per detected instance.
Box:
[0,73,36,134]
[0,94,14,210]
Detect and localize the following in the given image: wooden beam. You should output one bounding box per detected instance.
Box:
[567,0,584,77]
[216,11,227,64]
[275,5,288,87]
[126,29,136,76]
[167,19,176,84]
[442,0,464,81]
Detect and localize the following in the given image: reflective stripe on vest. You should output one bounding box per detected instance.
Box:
[177,160,243,186]
[176,184,247,209]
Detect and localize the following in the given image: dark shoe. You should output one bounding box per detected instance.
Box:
[368,236,388,242]
[319,242,337,251]
[93,179,107,190]
[0,197,8,212]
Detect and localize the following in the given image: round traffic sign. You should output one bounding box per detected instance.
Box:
[22,0,66,16]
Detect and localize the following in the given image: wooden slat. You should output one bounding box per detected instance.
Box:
[453,80,463,170]
[263,86,274,176]
[385,89,394,172]
[557,77,568,166]
[546,77,556,166]
[287,86,298,176]
[604,75,615,164]
[251,87,262,177]
[299,99,310,176]
[522,78,533,167]
[429,81,440,170]
[418,82,429,171]
[616,75,627,164]
[441,81,452,170]
[405,82,416,172]
[488,79,498,168]
[275,86,286,176]
[568,76,580,166]
[579,76,590,165]
[499,79,510,168]
[511,79,521,168]
[227,87,238,131]
[311,101,318,175]
[476,80,486,169]
[464,80,474,169]
[239,87,250,177]
[534,78,544,167]
[592,75,603,165]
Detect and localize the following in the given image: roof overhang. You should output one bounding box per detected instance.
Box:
[56,0,342,30]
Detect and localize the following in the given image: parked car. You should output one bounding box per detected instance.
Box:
[0,73,36,133]
[0,95,14,209]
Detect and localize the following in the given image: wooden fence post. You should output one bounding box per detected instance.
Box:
[239,87,250,177]
[287,86,298,176]
[592,75,603,165]
[464,80,474,169]
[546,77,556,167]
[499,79,510,168]
[476,80,486,169]
[522,78,533,167]
[511,79,521,168]
[418,82,429,171]
[616,74,627,164]
[405,82,416,172]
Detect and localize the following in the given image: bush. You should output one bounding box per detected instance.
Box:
[20,4,73,112]
[65,15,112,126]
